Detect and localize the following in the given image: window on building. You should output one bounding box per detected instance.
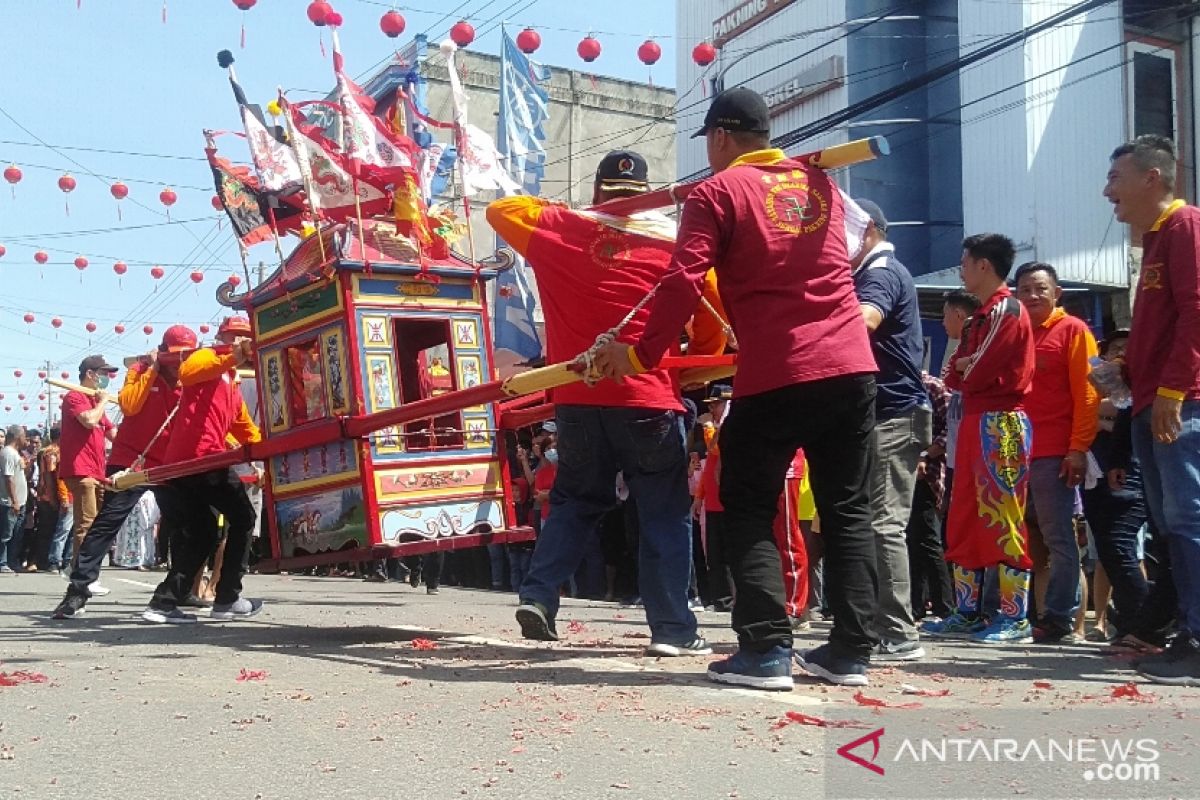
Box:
[394,318,463,451]
[285,338,329,425]
[1131,48,1175,140]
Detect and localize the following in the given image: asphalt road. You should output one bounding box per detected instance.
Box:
[1,570,1198,800]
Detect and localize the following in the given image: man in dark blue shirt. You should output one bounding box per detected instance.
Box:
[851,199,933,662]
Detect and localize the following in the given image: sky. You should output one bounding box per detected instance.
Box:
[0,0,677,431]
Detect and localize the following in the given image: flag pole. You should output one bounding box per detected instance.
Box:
[445,43,479,271]
[330,28,372,274]
[279,90,328,263]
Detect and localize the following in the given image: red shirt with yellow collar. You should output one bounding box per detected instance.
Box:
[631,149,875,398]
[163,349,261,463]
[1127,199,1200,414]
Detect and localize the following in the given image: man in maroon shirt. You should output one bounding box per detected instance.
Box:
[1104,134,1200,685]
[59,355,117,577]
[597,87,879,689]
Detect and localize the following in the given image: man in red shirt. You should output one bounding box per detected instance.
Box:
[52,327,195,619]
[59,355,118,574]
[487,151,723,656]
[1013,262,1099,643]
[597,87,879,689]
[924,234,1036,645]
[1103,134,1200,685]
[143,318,262,624]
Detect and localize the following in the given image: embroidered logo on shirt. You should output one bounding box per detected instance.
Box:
[764,178,828,235]
[589,230,631,269]
[1141,262,1164,291]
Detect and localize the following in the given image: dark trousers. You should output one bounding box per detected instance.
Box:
[906,478,953,619]
[404,551,445,590]
[1082,466,1149,634]
[704,510,733,610]
[1131,521,1178,641]
[33,500,59,570]
[150,468,255,608]
[67,466,178,599]
[718,374,878,658]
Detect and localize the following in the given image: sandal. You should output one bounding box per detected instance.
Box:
[1109,634,1164,654]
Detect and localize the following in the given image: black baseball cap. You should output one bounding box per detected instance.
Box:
[692,87,771,139]
[79,355,118,375]
[704,383,733,402]
[855,198,889,234]
[596,150,649,192]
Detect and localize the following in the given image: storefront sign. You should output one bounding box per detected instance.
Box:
[713,0,798,48]
[763,56,845,116]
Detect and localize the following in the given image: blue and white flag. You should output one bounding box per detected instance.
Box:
[492,29,550,363]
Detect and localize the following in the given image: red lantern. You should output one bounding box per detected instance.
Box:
[0,244,5,258]
[143,325,154,336]
[38,393,45,400]
[638,39,662,66]
[74,256,88,283]
[199,324,211,335]
[34,251,48,264]
[18,394,25,401]
[578,35,602,63]
[306,1,332,25]
[58,173,77,215]
[2,407,9,413]
[110,181,129,220]
[21,406,28,412]
[85,321,97,334]
[3,164,20,198]
[516,27,541,54]
[190,271,204,284]
[37,371,46,379]
[51,317,62,330]
[114,323,126,335]
[380,10,405,38]
[326,10,342,26]
[450,19,475,47]
[228,274,242,287]
[22,313,34,325]
[113,261,128,275]
[39,405,45,412]
[693,41,717,67]
[60,372,69,380]
[159,187,177,221]
[232,0,255,9]
[211,194,223,210]
[151,265,165,292]
[11,370,20,378]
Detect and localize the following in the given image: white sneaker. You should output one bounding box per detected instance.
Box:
[646,638,714,657]
[88,582,110,596]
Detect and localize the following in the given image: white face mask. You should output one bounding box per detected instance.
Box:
[543,448,559,465]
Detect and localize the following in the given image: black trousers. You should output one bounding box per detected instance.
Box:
[1082,467,1149,634]
[906,478,953,619]
[33,499,60,570]
[150,468,255,608]
[704,510,733,610]
[67,465,180,599]
[718,374,878,658]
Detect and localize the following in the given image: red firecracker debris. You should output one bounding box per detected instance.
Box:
[1033,681,1053,689]
[0,671,50,687]
[566,620,586,634]
[236,669,268,682]
[1110,682,1155,703]
[771,711,870,730]
[852,691,922,709]
[412,638,438,651]
[900,684,952,697]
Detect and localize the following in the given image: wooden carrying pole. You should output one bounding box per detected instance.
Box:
[45,378,120,406]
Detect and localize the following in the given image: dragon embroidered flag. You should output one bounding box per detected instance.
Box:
[286,102,392,221]
[208,148,303,245]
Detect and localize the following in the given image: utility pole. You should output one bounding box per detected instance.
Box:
[42,359,55,436]
[257,260,266,286]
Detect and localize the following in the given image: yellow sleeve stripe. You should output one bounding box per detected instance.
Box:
[627,346,648,374]
[1157,387,1186,401]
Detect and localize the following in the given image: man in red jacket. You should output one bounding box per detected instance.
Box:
[143,317,262,624]
[51,326,196,619]
[923,234,1036,645]
[1104,134,1200,685]
[597,87,879,689]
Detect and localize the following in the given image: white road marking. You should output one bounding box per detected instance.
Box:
[115,577,159,590]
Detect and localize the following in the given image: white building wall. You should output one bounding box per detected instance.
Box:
[960,0,1129,287]
[676,0,849,181]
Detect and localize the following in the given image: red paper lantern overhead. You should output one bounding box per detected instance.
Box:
[60,371,69,380]
[22,313,34,324]
[326,10,343,26]
[199,324,211,334]
[18,394,26,401]
[516,27,541,54]
[114,324,126,335]
[3,164,21,185]
[159,187,178,220]
[34,251,48,264]
[21,406,28,412]
[85,322,97,333]
[306,1,332,25]
[113,261,128,275]
[74,256,89,270]
[190,271,204,284]
[450,19,475,47]
[578,35,602,63]
[228,274,242,287]
[38,393,45,400]
[150,265,165,279]
[110,181,129,200]
[232,0,256,9]
[638,39,662,66]
[51,318,62,329]
[0,244,5,258]
[58,173,76,193]
[211,194,223,211]
[143,325,155,336]
[380,10,405,37]
[12,370,21,378]
[692,41,717,67]
[37,371,46,379]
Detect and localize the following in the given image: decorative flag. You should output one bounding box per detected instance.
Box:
[207,147,304,245]
[219,51,304,194]
[445,45,521,197]
[285,101,392,220]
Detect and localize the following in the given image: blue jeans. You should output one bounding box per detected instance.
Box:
[49,505,75,569]
[519,405,696,644]
[508,548,532,592]
[1133,402,1200,636]
[486,543,508,589]
[1028,457,1081,628]
[0,506,21,570]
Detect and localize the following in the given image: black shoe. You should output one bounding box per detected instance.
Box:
[1138,636,1200,686]
[515,601,558,641]
[1033,619,1083,644]
[51,595,87,620]
[409,572,421,588]
[794,644,869,686]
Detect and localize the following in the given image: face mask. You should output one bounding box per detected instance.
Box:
[96,374,111,391]
[543,448,559,465]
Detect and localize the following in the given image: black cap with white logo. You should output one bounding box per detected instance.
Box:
[596,150,650,192]
[692,86,771,139]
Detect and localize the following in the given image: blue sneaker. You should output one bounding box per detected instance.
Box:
[707,645,794,691]
[921,612,985,639]
[794,644,869,686]
[971,617,1033,645]
[515,601,558,641]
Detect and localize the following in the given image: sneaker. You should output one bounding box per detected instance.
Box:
[921,612,985,639]
[51,595,87,620]
[363,572,388,583]
[409,571,421,588]
[141,606,198,624]
[789,616,812,632]
[88,582,110,597]
[0,566,17,575]
[794,644,870,687]
[646,638,714,657]
[687,597,705,612]
[971,617,1033,644]
[179,594,214,609]
[1033,620,1084,644]
[426,586,440,595]
[1138,637,1200,686]
[707,645,794,691]
[211,597,264,620]
[515,601,558,641]
[873,639,926,662]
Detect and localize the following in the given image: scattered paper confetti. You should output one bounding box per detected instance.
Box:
[900,684,951,697]
[852,691,922,709]
[566,620,587,634]
[0,671,49,687]
[771,711,869,730]
[236,669,268,682]
[1110,682,1155,703]
[411,638,438,651]
[1032,681,1053,689]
